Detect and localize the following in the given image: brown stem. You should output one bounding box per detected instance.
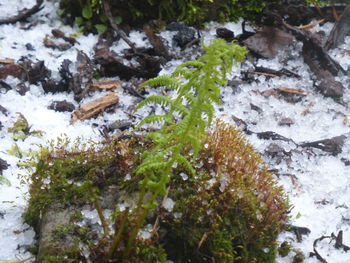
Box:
[107,207,130,261]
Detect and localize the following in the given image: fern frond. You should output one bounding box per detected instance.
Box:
[175,61,204,70]
[137,115,167,127]
[173,153,195,175]
[169,101,189,118]
[184,134,201,158]
[136,161,169,176]
[135,38,247,205]
[200,103,215,125]
[139,74,181,90]
[134,95,173,112]
[183,93,195,106]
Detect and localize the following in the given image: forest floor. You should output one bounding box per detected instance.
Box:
[0,0,350,262]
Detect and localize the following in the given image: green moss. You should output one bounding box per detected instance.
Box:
[58,0,269,31]
[24,124,289,262]
[293,251,305,263]
[23,40,288,262]
[23,136,117,231]
[278,241,292,257]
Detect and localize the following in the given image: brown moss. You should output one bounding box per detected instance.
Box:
[163,120,290,262]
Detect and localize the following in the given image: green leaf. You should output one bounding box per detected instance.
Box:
[114,16,122,25]
[139,75,181,90]
[82,6,93,19]
[173,153,195,175]
[99,13,108,23]
[138,115,166,127]
[6,143,24,158]
[0,176,11,186]
[57,9,65,17]
[74,16,84,26]
[134,95,173,112]
[95,24,107,34]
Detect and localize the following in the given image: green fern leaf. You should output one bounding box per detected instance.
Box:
[138,115,167,127]
[173,153,195,175]
[139,75,181,90]
[134,95,173,112]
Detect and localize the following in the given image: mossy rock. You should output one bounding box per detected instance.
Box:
[23,124,289,262]
[36,203,84,262]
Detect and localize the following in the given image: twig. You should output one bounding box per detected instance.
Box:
[297,19,325,30]
[241,69,278,78]
[312,235,331,263]
[102,0,137,53]
[0,0,44,25]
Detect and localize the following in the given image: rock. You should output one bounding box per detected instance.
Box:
[216,27,234,42]
[49,100,75,112]
[37,203,77,261]
[25,43,35,51]
[166,22,196,48]
[108,120,133,132]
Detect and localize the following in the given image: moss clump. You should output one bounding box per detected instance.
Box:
[23,135,145,233]
[24,121,289,262]
[162,121,289,262]
[58,0,268,31]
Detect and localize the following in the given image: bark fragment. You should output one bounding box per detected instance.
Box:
[71,93,119,123]
[325,8,350,50]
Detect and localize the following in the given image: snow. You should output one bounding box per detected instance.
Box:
[0,0,350,262]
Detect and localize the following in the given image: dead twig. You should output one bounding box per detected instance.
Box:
[311,235,331,263]
[0,0,44,25]
[102,0,137,53]
[297,19,325,30]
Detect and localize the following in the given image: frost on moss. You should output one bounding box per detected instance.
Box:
[163,120,290,263]
[23,122,289,262]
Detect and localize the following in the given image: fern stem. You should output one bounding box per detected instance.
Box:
[88,186,109,237]
[106,207,129,261]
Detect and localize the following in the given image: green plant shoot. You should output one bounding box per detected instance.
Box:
[135,39,247,195]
